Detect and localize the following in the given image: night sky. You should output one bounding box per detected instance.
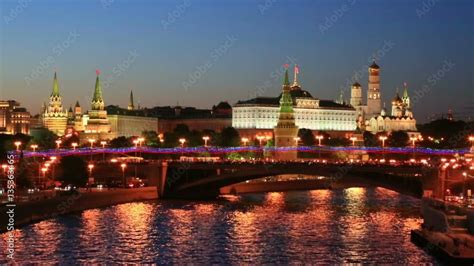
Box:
[0,0,472,122]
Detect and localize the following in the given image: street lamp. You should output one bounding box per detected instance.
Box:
[241,137,249,146]
[293,137,300,146]
[469,136,474,149]
[256,135,264,146]
[88,163,94,188]
[137,137,145,147]
[350,136,357,146]
[316,135,324,146]
[100,141,107,161]
[410,136,418,148]
[30,144,38,152]
[202,136,210,147]
[88,138,96,149]
[14,141,21,151]
[41,167,48,188]
[71,142,78,151]
[120,163,127,188]
[179,138,186,148]
[133,139,139,148]
[55,139,62,150]
[379,136,387,148]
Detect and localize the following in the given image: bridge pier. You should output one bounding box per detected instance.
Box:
[157,161,168,198]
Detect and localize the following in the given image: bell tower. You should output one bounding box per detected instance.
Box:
[366,61,382,118]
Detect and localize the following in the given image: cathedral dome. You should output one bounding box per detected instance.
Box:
[392,93,402,103]
[369,61,380,69]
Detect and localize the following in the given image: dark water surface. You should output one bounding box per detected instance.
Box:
[1,188,437,264]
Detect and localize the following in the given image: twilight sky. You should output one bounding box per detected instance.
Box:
[0,0,473,122]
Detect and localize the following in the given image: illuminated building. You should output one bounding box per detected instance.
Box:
[232,65,356,132]
[350,62,417,133]
[42,72,68,136]
[77,71,112,142]
[273,67,298,160]
[0,100,31,134]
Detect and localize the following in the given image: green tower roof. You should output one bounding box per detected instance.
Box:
[403,85,409,98]
[283,68,290,86]
[92,73,103,102]
[51,72,60,97]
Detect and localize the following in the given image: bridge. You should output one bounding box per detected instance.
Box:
[157,161,440,199]
[17,146,473,200]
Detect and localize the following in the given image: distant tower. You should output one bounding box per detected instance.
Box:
[274,66,298,161]
[391,89,403,117]
[366,61,382,118]
[402,82,413,117]
[350,82,362,107]
[73,100,84,131]
[337,90,345,105]
[42,72,68,136]
[291,64,301,89]
[127,90,135,110]
[86,70,110,134]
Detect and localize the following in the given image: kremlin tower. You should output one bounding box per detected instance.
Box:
[273,65,298,161]
[127,90,135,110]
[366,61,382,118]
[82,70,111,139]
[42,72,68,136]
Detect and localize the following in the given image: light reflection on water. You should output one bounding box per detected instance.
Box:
[0,188,436,264]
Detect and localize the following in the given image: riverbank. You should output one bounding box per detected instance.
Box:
[0,187,158,232]
[411,197,474,263]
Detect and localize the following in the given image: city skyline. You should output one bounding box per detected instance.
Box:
[1,0,473,121]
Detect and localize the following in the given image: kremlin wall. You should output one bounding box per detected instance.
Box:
[2,62,419,145]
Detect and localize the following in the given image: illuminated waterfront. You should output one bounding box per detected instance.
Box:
[0,187,436,264]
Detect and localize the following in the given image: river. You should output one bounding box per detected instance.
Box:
[1,187,437,264]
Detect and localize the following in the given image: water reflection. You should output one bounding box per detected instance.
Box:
[0,188,436,264]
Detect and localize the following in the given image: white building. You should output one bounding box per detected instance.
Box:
[233,66,357,132]
[350,62,418,134]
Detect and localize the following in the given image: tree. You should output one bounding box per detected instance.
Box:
[31,128,57,150]
[109,136,132,148]
[388,131,409,147]
[363,131,377,147]
[218,127,240,147]
[141,130,159,146]
[62,134,80,148]
[58,156,88,187]
[298,128,315,146]
[16,158,32,189]
[326,137,350,147]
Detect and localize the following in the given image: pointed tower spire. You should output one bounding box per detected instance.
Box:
[292,64,300,88]
[283,64,290,87]
[52,72,60,97]
[91,69,105,110]
[127,90,135,110]
[403,82,409,98]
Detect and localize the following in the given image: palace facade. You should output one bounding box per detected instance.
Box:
[232,66,356,132]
